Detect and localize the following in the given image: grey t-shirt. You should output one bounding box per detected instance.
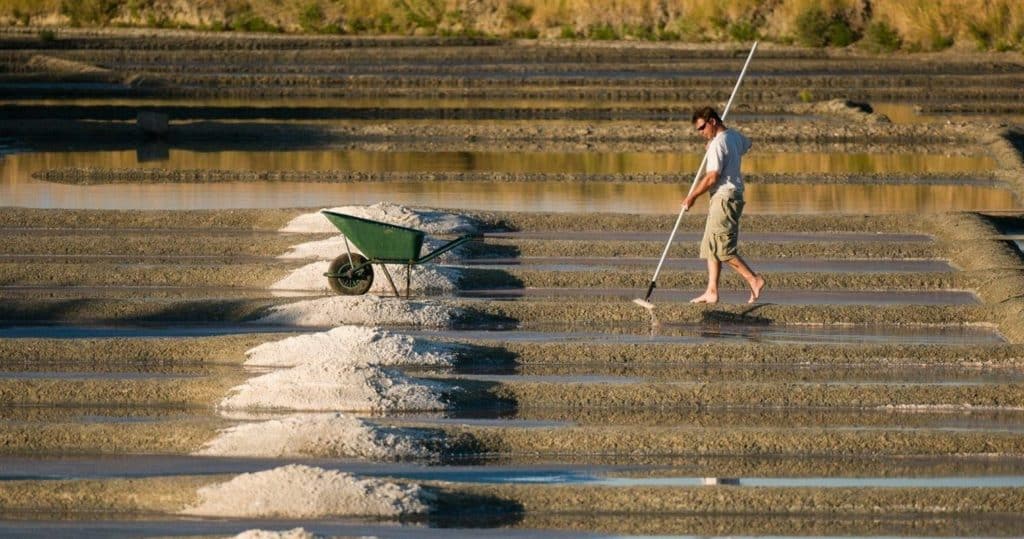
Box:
[705,128,752,199]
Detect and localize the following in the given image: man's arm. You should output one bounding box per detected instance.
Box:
[683,170,719,209]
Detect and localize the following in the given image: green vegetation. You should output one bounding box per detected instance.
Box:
[229,9,278,33]
[398,0,444,33]
[5,0,1023,52]
[794,6,859,48]
[60,0,121,26]
[507,2,533,22]
[587,23,618,41]
[863,21,902,53]
[298,2,324,33]
[728,20,758,42]
[38,29,57,41]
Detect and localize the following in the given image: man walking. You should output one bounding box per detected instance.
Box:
[684,106,765,304]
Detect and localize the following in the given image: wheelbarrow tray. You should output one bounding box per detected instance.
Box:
[321,210,424,262]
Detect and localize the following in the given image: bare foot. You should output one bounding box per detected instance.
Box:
[748,275,765,304]
[690,291,719,304]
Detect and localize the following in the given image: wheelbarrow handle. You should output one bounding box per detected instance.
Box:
[414,233,481,264]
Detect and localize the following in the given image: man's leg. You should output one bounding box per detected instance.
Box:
[725,256,765,303]
[691,257,722,303]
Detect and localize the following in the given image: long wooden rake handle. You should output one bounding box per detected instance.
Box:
[641,41,758,303]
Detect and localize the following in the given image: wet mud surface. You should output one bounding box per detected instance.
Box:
[2,29,1024,537]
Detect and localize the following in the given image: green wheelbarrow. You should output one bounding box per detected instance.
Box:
[320,210,478,298]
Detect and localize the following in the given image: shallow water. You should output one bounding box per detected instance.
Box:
[2,177,1015,214]
[456,288,980,306]
[0,323,307,339]
[412,322,1004,346]
[0,319,1004,345]
[4,454,1022,487]
[873,102,1024,125]
[459,257,955,273]
[486,231,934,242]
[2,149,1016,213]
[6,148,996,175]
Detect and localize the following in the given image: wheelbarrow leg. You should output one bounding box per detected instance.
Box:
[379,264,401,298]
[343,237,355,266]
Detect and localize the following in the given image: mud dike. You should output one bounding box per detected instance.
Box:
[1,29,1024,537]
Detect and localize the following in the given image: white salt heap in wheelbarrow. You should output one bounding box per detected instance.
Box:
[280,235,460,262]
[252,295,458,327]
[280,201,478,234]
[181,464,432,518]
[195,412,442,459]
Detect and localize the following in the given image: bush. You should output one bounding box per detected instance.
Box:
[38,29,57,42]
[60,0,122,26]
[966,20,995,50]
[931,34,954,50]
[507,2,533,22]
[656,29,680,41]
[375,13,395,33]
[398,0,444,33]
[587,23,618,40]
[798,89,813,103]
[826,18,857,46]
[794,6,830,47]
[13,8,30,25]
[794,6,860,48]
[510,27,539,38]
[862,21,902,52]
[728,20,758,42]
[623,24,655,40]
[560,25,576,39]
[299,2,324,33]
[230,9,279,32]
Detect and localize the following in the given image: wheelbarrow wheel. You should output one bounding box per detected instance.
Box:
[327,253,374,295]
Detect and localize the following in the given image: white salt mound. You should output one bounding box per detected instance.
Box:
[195,413,438,459]
[281,201,478,235]
[253,296,457,328]
[244,325,455,368]
[279,235,355,260]
[219,363,449,412]
[232,528,321,539]
[182,464,432,518]
[270,260,460,294]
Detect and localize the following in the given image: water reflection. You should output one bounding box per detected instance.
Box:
[0,148,1015,213]
[0,148,996,175]
[5,179,1019,215]
[1,178,1015,213]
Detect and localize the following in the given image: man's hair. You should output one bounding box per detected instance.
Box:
[692,106,722,124]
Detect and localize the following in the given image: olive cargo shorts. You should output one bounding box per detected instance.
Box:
[700,195,745,261]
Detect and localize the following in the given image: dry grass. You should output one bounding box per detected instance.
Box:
[874,0,1024,51]
[1,0,1021,51]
